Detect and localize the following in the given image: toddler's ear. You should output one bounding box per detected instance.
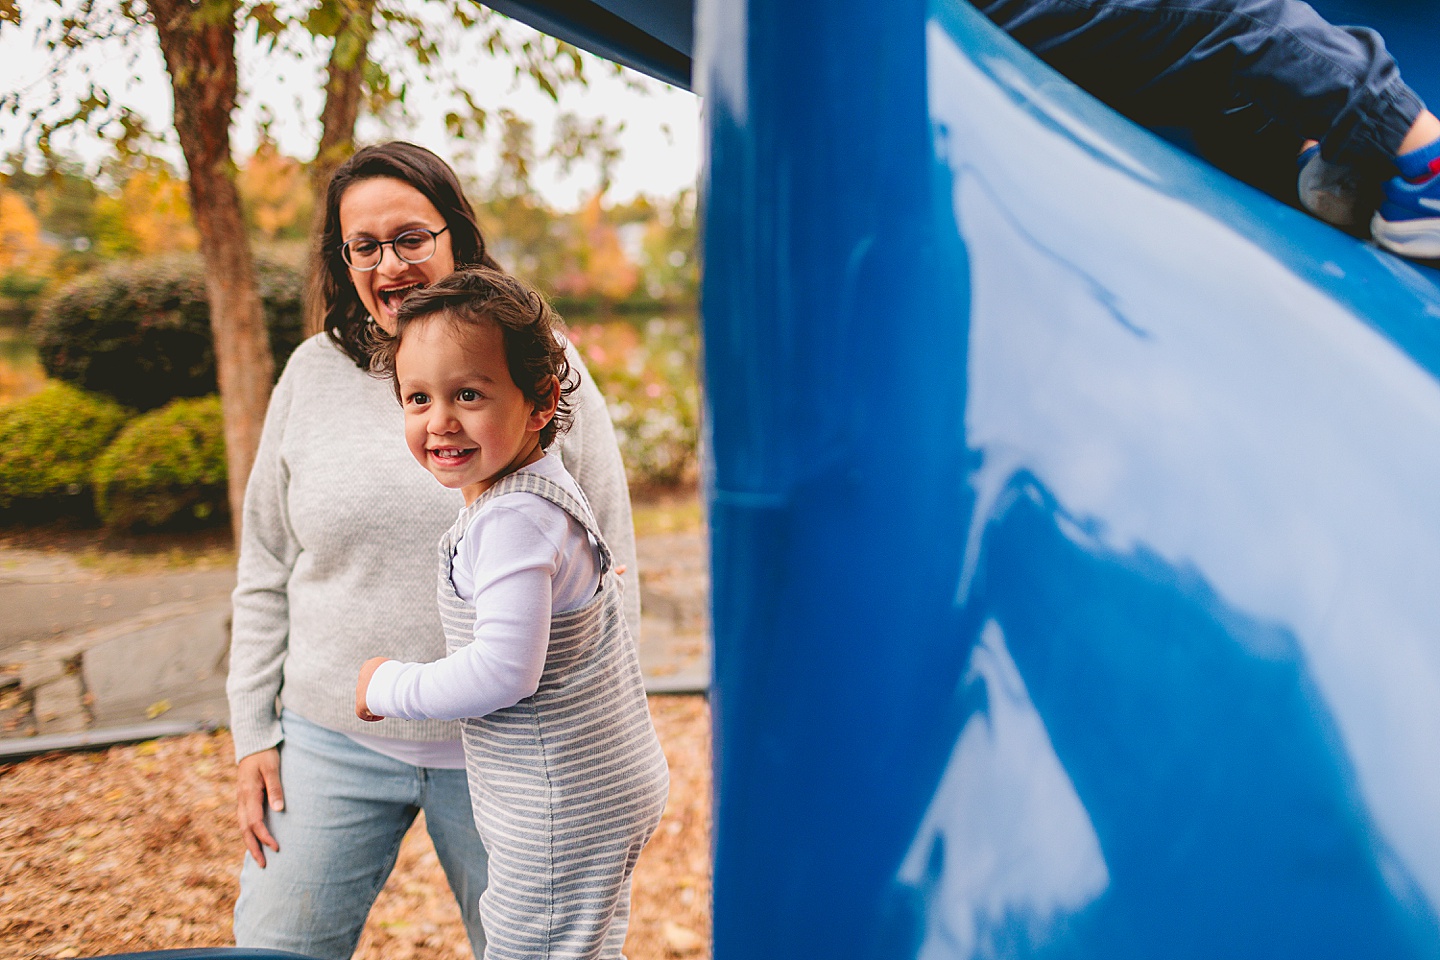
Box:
[528,375,560,430]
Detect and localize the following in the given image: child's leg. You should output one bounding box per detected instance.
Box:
[972,0,1425,170]
[1298,110,1438,236]
[1399,111,1440,156]
[973,0,1440,255]
[599,873,636,959]
[473,777,663,960]
[1372,113,1440,257]
[1297,139,1369,232]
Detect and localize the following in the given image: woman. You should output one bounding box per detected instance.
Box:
[226,141,640,959]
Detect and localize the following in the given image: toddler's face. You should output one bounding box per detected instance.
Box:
[395,315,551,500]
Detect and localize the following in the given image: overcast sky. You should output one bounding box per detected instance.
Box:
[0,10,702,210]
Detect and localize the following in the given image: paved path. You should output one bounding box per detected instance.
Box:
[0,530,709,753]
[0,551,235,660]
[636,531,710,693]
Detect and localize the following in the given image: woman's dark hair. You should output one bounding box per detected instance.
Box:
[308,141,502,367]
[372,267,579,449]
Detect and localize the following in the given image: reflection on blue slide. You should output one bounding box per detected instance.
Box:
[699,0,1440,957]
[904,11,1440,955]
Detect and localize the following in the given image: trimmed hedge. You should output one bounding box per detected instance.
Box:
[34,253,305,411]
[92,395,228,529]
[0,382,132,511]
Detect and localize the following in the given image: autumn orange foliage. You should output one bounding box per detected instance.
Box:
[237,139,312,242]
[0,190,54,277]
[93,167,199,257]
[554,192,641,302]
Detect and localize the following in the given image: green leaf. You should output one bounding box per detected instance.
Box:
[303,0,344,38]
[249,2,284,41]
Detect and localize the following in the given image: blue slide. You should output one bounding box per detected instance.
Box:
[695,0,1440,958]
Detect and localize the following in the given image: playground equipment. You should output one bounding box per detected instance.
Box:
[692,0,1440,956]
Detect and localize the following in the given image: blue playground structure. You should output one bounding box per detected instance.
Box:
[698,0,1440,954]
[692,0,1440,956]
[87,1,1440,958]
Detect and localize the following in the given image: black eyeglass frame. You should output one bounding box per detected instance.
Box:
[341,226,451,271]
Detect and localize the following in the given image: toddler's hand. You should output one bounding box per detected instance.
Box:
[355,657,391,722]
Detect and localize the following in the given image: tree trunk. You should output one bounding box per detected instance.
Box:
[311,0,377,195]
[302,0,377,336]
[148,0,273,543]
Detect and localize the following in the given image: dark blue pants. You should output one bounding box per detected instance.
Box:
[973,0,1424,177]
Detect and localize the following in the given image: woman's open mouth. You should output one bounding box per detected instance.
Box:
[377,282,424,311]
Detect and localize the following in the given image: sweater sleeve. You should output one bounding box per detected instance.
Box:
[226,362,302,761]
[365,503,556,721]
[555,340,642,640]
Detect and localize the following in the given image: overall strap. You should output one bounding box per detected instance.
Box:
[473,469,615,574]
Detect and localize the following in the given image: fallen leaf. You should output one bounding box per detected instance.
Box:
[145,699,172,719]
[662,921,703,953]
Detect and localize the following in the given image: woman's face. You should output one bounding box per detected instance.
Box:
[339,177,457,334]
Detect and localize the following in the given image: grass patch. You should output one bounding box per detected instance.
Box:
[0,526,234,575]
[70,543,237,576]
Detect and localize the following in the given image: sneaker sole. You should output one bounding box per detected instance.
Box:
[1372,213,1440,259]
[1298,155,1367,231]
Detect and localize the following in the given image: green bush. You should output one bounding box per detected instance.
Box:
[33,253,305,411]
[92,395,228,529]
[0,382,132,512]
[0,271,50,329]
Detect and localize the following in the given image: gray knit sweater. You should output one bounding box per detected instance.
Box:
[226,333,639,761]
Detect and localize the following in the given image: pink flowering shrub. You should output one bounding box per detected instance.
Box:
[567,317,699,489]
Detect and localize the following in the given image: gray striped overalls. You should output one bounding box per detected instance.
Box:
[437,470,670,960]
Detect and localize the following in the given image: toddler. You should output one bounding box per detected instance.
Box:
[355,267,668,960]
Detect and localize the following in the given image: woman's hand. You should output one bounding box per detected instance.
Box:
[236,748,284,867]
[356,657,391,722]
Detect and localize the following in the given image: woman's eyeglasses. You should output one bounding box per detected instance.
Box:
[341,226,450,271]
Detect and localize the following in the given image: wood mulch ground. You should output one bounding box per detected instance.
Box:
[0,695,710,960]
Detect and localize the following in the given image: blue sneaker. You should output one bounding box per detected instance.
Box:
[1297,143,1368,232]
[1372,141,1440,259]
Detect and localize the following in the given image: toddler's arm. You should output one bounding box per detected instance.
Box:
[363,501,564,722]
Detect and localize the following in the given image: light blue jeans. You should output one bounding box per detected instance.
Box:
[233,710,487,959]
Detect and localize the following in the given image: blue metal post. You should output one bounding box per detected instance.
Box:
[698,1,973,956]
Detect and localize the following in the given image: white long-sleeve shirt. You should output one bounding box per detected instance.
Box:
[365,455,601,721]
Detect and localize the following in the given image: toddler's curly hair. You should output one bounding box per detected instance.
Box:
[371,267,579,448]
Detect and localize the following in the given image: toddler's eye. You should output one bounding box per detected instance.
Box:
[458,388,481,402]
[408,392,430,406]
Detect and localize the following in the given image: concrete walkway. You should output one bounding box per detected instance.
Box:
[0,530,709,754]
